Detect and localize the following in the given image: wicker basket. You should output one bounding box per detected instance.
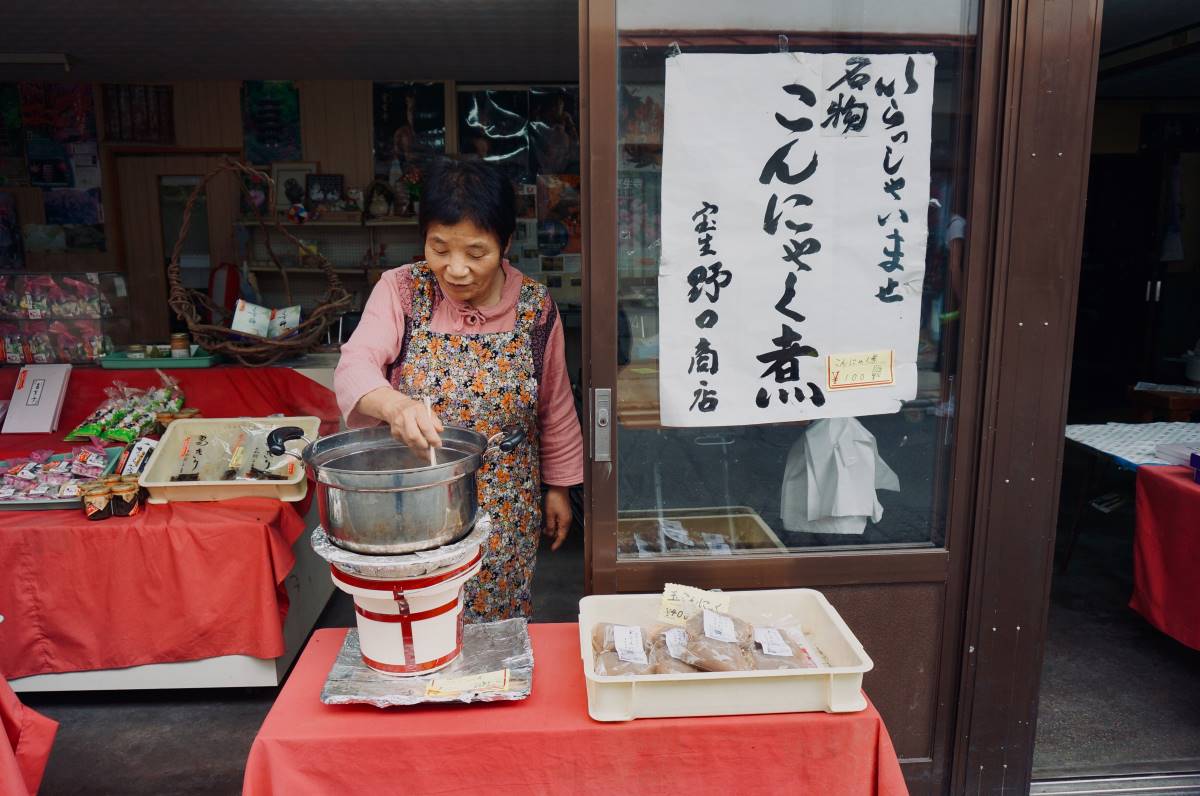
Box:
[166,158,354,366]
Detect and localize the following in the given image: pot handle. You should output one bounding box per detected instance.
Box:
[267,426,311,459]
[485,427,526,456]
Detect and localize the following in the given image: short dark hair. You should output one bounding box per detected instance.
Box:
[418,158,516,248]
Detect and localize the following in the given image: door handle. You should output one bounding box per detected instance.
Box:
[1155,280,1162,302]
[1145,280,1152,301]
[591,388,612,462]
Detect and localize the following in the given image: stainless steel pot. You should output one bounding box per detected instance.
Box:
[267,424,524,555]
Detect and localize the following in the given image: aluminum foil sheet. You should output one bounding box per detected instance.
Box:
[321,619,534,707]
[311,513,493,579]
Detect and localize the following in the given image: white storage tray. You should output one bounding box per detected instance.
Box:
[578,589,872,722]
[138,416,320,504]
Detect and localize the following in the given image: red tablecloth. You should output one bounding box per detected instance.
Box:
[1131,465,1200,651]
[0,366,338,678]
[244,626,909,796]
[1,673,57,795]
[0,498,306,678]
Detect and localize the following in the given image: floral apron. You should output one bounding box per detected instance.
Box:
[391,264,545,622]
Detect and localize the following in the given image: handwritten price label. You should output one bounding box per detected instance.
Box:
[827,350,895,390]
[426,669,509,697]
[657,582,732,626]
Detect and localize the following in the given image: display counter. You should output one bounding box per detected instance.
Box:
[1131,465,1200,652]
[0,366,340,691]
[243,625,908,796]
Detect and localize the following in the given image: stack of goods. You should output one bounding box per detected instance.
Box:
[65,374,185,445]
[591,608,823,676]
[0,445,112,504]
[0,273,116,364]
[80,473,146,521]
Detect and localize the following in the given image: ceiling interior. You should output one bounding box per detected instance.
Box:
[0,0,580,83]
[0,0,1196,97]
[1098,0,1200,98]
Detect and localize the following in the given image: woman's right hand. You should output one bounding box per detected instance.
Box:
[358,388,444,452]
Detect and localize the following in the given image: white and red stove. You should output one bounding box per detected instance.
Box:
[311,514,492,676]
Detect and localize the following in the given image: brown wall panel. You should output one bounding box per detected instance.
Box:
[173,81,243,150]
[298,80,374,188]
[822,583,942,763]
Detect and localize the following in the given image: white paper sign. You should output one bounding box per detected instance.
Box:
[702,609,737,643]
[613,625,648,665]
[659,52,937,426]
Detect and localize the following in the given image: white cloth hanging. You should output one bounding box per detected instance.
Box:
[780,418,900,535]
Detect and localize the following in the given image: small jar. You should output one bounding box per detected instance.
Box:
[170,332,191,358]
[100,474,122,487]
[82,486,112,521]
[110,484,140,517]
[126,344,146,360]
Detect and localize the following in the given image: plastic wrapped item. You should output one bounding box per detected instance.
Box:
[685,608,754,648]
[70,446,111,480]
[650,628,700,674]
[749,626,819,670]
[594,651,655,676]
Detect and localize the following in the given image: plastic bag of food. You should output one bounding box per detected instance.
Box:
[70,446,110,480]
[594,651,654,676]
[749,626,819,670]
[591,622,654,655]
[685,608,754,648]
[67,382,136,440]
[649,627,700,674]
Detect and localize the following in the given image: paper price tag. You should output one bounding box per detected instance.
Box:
[613,625,648,665]
[754,627,794,657]
[657,583,732,626]
[703,609,737,643]
[664,627,688,660]
[425,669,509,697]
[828,349,895,390]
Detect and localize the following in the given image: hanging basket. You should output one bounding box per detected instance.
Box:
[166,158,354,367]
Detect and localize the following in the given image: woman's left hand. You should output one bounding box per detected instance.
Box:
[542,486,572,551]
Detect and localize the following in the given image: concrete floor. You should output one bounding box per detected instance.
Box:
[22,529,586,795]
[1033,474,1200,779]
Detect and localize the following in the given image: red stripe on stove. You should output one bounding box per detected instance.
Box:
[361,646,462,674]
[354,597,460,623]
[330,549,483,592]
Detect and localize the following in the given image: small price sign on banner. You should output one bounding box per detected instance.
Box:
[658,582,732,626]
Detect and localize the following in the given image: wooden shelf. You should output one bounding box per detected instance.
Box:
[237,218,419,228]
[249,266,367,275]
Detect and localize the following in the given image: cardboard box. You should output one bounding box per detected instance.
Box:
[2,364,72,433]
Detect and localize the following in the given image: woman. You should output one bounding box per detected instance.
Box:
[334,159,583,622]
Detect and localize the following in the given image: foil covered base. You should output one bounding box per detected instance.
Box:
[321,619,534,707]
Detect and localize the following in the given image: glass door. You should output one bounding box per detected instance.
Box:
[581,1,998,790]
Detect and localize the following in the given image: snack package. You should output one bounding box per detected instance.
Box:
[19,275,54,320]
[67,383,134,440]
[749,626,819,670]
[685,608,755,648]
[590,622,650,661]
[70,446,110,480]
[594,651,654,676]
[119,437,158,476]
[650,628,700,674]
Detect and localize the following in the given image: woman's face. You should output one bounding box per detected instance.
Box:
[425,219,508,306]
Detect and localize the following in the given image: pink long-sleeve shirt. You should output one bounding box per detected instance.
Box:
[334,262,584,487]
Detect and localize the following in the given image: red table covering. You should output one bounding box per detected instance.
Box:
[244,626,909,796]
[1131,465,1200,651]
[1,674,57,795]
[0,366,338,679]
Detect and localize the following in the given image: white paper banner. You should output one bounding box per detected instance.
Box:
[659,52,937,427]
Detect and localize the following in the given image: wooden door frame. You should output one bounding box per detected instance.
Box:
[109,148,241,341]
[579,0,1103,792]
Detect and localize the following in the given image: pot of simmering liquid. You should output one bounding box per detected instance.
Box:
[267,425,524,555]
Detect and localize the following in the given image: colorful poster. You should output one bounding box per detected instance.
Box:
[536,174,582,257]
[373,82,446,185]
[0,191,22,268]
[241,81,302,165]
[529,86,580,176]
[44,188,103,226]
[619,84,664,170]
[18,82,96,143]
[457,88,529,183]
[658,53,936,427]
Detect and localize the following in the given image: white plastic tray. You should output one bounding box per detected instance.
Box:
[138,416,319,504]
[578,589,872,722]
